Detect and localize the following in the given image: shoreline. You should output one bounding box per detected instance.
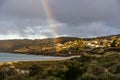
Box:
[2,51,82,57]
[0,55,81,63]
[12,52,82,57]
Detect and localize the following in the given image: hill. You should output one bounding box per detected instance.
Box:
[0,34,120,55]
[0,37,78,53]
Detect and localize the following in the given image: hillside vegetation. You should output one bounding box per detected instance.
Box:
[0,34,120,56]
[1,35,120,79]
[0,37,78,53]
[1,51,120,80]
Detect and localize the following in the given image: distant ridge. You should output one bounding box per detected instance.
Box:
[0,34,120,53]
[0,37,78,52]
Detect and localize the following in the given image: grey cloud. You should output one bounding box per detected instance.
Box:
[0,0,5,6]
[2,0,119,24]
[50,0,120,25]
[0,0,120,39]
[0,0,46,19]
[57,22,120,38]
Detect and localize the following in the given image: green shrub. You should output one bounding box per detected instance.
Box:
[4,75,27,80]
[81,73,98,80]
[0,72,4,80]
[109,64,120,74]
[65,64,84,80]
[29,65,42,76]
[98,72,116,80]
[45,76,62,80]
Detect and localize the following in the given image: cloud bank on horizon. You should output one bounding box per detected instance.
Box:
[0,0,120,39]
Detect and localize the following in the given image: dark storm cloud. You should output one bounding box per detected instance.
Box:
[2,0,119,24]
[49,0,120,36]
[0,0,5,6]
[0,0,46,18]
[49,0,119,25]
[0,0,120,39]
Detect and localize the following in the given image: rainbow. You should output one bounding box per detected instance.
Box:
[41,0,58,38]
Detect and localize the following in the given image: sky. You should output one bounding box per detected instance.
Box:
[0,0,120,39]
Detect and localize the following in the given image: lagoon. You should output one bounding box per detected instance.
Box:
[0,53,64,62]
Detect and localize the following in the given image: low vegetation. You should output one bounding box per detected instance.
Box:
[1,35,120,79]
[1,52,120,80]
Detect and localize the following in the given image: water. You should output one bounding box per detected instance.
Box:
[0,53,63,62]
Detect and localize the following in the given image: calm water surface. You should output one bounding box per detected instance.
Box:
[0,53,63,62]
